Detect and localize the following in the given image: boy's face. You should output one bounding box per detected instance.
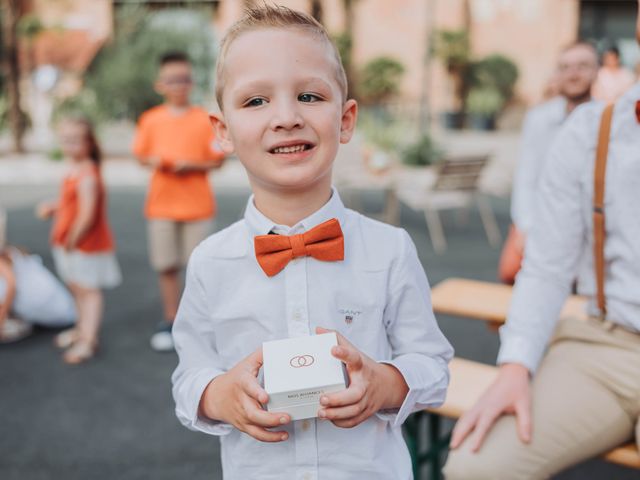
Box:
[212,28,357,196]
[155,61,193,106]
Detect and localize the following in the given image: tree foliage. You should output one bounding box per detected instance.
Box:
[358,56,405,104]
[59,6,216,122]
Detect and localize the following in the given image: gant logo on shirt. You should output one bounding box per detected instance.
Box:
[290,354,315,368]
[339,309,362,325]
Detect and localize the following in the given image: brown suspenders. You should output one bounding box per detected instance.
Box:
[593,103,614,318]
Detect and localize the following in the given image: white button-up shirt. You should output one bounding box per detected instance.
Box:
[511,96,568,233]
[499,83,640,373]
[171,189,453,480]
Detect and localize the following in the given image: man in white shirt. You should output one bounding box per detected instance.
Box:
[171,6,453,479]
[499,42,598,283]
[444,5,640,478]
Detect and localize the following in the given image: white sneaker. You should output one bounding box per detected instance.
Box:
[0,318,33,344]
[150,323,174,352]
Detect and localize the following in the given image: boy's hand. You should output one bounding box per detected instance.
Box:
[35,201,56,220]
[315,327,409,429]
[199,347,291,442]
[172,161,190,174]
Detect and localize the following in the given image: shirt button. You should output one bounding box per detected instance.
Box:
[301,420,310,432]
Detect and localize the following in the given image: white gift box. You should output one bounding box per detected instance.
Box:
[263,332,347,421]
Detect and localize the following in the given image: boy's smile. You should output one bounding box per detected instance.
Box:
[213,28,357,197]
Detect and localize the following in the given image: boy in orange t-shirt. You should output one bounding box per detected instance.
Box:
[133,51,225,352]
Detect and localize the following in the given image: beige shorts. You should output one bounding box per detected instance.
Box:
[147,219,213,272]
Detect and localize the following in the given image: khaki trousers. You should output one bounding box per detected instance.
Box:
[444,316,640,480]
[147,219,213,272]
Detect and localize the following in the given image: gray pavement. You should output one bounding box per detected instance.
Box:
[0,185,635,480]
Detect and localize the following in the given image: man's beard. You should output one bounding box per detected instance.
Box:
[563,88,592,105]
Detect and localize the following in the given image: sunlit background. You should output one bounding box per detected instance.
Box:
[1,1,639,479]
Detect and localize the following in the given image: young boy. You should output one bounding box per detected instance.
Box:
[171,6,453,479]
[133,51,225,352]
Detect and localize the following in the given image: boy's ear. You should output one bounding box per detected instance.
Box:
[339,99,358,144]
[153,79,164,97]
[209,113,235,154]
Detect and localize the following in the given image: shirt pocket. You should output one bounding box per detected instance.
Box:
[320,269,388,358]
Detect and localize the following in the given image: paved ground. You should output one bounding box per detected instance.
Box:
[0,183,636,480]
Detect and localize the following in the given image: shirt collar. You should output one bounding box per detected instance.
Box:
[613,81,640,124]
[244,187,347,237]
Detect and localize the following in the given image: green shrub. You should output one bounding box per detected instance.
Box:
[470,54,519,100]
[401,134,442,167]
[466,87,505,116]
[75,6,216,122]
[433,30,470,70]
[358,56,405,104]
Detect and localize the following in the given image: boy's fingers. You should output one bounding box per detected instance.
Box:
[244,425,289,443]
[331,411,369,429]
[318,402,365,421]
[244,347,264,374]
[331,344,362,370]
[241,375,269,404]
[320,384,364,408]
[316,326,356,351]
[245,403,290,428]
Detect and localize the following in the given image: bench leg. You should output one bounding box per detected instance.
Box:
[476,194,501,247]
[404,412,452,480]
[404,413,421,478]
[424,208,447,254]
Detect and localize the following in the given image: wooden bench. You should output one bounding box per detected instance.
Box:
[404,278,639,478]
[430,277,588,328]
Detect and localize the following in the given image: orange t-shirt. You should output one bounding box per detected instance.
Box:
[132,105,224,221]
[51,165,115,253]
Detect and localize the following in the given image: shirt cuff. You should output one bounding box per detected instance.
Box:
[497,331,546,374]
[376,354,449,428]
[174,368,233,436]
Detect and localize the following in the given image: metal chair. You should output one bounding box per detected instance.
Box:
[395,155,501,253]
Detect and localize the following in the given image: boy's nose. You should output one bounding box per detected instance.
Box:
[270,101,305,131]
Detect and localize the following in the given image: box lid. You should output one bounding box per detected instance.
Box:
[263,332,344,394]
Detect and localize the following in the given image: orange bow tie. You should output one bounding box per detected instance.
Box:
[636,100,640,123]
[254,218,344,277]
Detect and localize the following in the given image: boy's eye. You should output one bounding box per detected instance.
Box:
[298,93,321,103]
[245,97,266,107]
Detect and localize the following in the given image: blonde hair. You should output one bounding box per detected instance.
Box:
[214,4,348,109]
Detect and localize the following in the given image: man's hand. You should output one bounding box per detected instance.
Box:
[513,228,526,255]
[315,327,408,428]
[450,363,532,452]
[199,348,291,442]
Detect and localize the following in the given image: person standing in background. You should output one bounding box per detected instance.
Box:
[133,52,225,352]
[592,45,636,103]
[499,42,599,284]
[37,116,121,364]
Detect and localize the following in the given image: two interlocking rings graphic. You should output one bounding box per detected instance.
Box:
[289,354,315,368]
